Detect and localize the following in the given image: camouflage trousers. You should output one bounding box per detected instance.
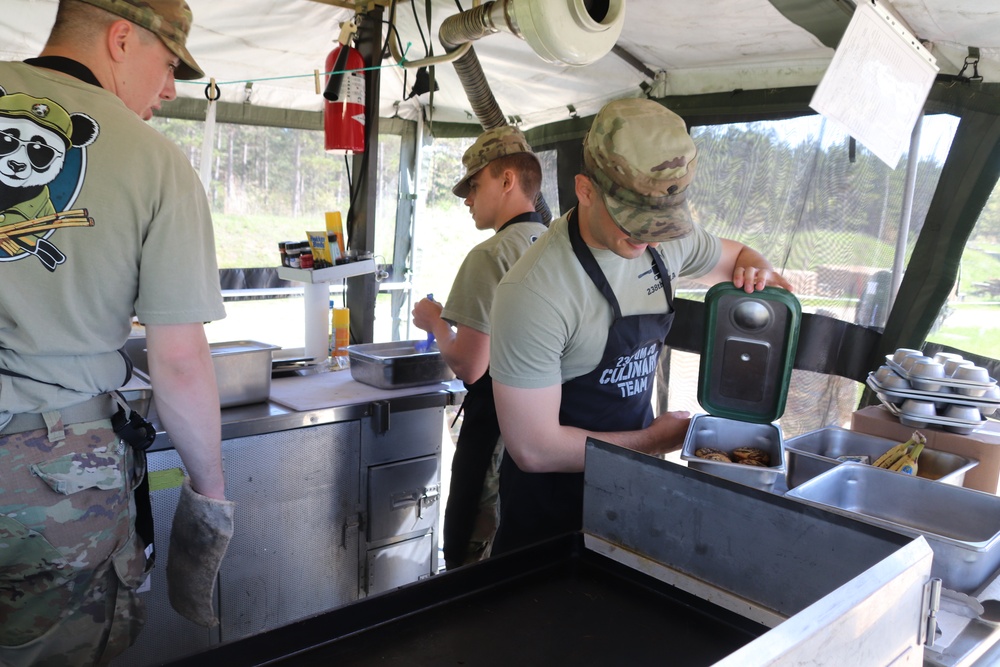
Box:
[461,438,503,566]
[0,418,147,667]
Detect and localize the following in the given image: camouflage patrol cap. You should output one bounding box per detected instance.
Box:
[452,126,540,198]
[0,93,73,148]
[583,98,697,242]
[78,0,204,80]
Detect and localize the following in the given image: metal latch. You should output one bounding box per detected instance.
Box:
[390,484,440,519]
[341,512,362,549]
[370,400,390,435]
[921,577,942,647]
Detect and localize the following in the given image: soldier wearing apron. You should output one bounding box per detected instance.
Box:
[489,99,793,555]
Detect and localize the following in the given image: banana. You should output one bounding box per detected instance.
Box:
[873,439,914,469]
[872,431,926,469]
[890,441,925,475]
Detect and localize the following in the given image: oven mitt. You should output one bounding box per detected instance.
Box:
[166,477,235,627]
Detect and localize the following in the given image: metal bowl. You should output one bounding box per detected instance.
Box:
[873,365,896,384]
[944,404,984,422]
[945,359,975,376]
[901,355,933,372]
[900,399,935,427]
[880,374,911,390]
[910,360,945,391]
[933,352,964,365]
[891,348,923,365]
[954,365,991,384]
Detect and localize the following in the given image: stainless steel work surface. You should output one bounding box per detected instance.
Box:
[584,439,913,619]
[268,367,452,412]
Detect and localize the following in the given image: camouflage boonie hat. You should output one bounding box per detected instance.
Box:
[78,0,204,80]
[583,98,697,242]
[0,92,73,147]
[452,126,540,198]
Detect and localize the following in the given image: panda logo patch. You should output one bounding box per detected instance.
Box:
[0,86,98,271]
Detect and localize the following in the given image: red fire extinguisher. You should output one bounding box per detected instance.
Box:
[323,27,365,154]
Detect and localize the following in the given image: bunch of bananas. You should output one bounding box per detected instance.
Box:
[872,431,927,475]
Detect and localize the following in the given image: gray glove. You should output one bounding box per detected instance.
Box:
[166,477,235,627]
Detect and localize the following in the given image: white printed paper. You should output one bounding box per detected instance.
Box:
[810,1,939,168]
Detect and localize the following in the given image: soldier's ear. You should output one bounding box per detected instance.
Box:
[574,174,596,204]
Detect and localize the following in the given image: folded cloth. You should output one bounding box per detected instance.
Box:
[166,477,235,627]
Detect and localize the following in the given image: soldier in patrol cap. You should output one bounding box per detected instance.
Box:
[488,97,794,556]
[0,1,232,664]
[412,125,548,569]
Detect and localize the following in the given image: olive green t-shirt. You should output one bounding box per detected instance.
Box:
[441,219,548,335]
[490,211,721,389]
[0,62,225,414]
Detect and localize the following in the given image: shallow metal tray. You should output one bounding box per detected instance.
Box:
[784,426,977,489]
[347,341,455,389]
[787,463,1000,593]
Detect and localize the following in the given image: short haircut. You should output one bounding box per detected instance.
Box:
[488,153,542,200]
[49,0,159,48]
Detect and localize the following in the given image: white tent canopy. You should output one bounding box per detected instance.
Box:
[3,0,998,130]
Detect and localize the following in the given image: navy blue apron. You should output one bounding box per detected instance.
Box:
[492,209,675,555]
[443,212,544,569]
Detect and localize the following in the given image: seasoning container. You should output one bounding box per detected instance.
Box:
[278,241,290,267]
[285,241,303,268]
[299,245,314,269]
[331,307,350,369]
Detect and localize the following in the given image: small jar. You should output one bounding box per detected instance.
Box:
[300,247,314,269]
[285,241,302,268]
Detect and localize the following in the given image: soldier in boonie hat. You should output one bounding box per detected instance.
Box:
[583,98,697,243]
[453,126,540,198]
[78,0,204,80]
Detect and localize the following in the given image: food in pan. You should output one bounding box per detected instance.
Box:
[695,448,732,463]
[872,431,926,475]
[731,447,770,466]
[736,458,767,466]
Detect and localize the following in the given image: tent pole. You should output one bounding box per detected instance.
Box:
[889,113,923,309]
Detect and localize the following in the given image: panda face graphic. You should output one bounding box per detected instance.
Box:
[0,116,67,188]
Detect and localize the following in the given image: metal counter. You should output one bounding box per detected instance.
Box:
[145,371,463,448]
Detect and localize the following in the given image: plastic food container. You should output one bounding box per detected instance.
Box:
[784,426,977,489]
[683,284,801,491]
[348,341,455,389]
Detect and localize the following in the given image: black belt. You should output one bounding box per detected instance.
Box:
[0,394,115,435]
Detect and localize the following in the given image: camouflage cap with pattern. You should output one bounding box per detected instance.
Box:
[583,98,698,242]
[78,0,204,80]
[452,126,540,198]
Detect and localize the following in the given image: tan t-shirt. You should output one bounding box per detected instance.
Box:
[0,62,225,413]
[441,218,548,335]
[490,211,721,389]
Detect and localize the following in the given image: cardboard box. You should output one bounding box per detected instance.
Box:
[851,405,1000,494]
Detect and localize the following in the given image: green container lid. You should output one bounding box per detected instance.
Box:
[697,283,802,423]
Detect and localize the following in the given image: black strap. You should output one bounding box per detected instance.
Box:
[497,211,544,233]
[23,56,103,88]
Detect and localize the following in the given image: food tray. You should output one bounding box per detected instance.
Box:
[680,414,784,491]
[347,341,455,389]
[885,357,998,394]
[210,340,280,408]
[784,426,977,489]
[867,374,1000,412]
[787,462,1000,594]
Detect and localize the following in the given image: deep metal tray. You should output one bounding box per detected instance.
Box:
[784,426,978,488]
[787,462,1000,593]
